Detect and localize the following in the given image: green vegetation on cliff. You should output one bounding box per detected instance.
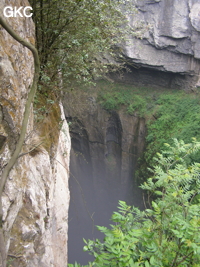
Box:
[95,80,200,170]
[29,0,139,89]
[69,139,200,266]
[146,92,200,166]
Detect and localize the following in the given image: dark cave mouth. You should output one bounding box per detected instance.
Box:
[109,65,194,90]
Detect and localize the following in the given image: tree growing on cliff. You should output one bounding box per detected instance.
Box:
[69,139,200,267]
[29,0,139,88]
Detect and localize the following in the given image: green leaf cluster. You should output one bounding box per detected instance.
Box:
[96,81,200,177]
[29,0,139,89]
[69,139,200,267]
[145,92,200,167]
[97,81,152,116]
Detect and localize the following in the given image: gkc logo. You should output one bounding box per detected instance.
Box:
[3,6,33,17]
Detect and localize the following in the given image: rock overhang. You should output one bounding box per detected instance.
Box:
[122,0,200,89]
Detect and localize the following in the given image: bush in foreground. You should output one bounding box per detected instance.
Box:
[69,139,200,267]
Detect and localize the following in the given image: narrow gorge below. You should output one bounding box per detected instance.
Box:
[64,90,146,264]
[2,0,200,266]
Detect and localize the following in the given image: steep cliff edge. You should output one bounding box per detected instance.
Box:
[0,1,70,266]
[64,89,145,207]
[119,0,200,89]
[63,88,146,263]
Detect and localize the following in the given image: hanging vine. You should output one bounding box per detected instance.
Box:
[0,15,40,266]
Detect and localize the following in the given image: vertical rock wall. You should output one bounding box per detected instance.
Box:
[64,93,146,208]
[120,0,200,90]
[64,90,145,264]
[0,1,70,266]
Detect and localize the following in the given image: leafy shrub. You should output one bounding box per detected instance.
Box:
[97,82,151,115]
[146,93,200,167]
[127,95,147,116]
[69,139,200,267]
[97,81,200,171]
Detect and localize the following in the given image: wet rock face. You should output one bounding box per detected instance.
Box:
[122,0,200,89]
[0,1,70,266]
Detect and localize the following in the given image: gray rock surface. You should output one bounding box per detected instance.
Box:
[122,0,200,89]
[0,1,70,266]
[64,89,145,263]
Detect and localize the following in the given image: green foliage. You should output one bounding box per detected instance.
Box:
[69,139,200,267]
[97,81,153,116]
[96,81,200,175]
[145,92,200,167]
[29,0,139,89]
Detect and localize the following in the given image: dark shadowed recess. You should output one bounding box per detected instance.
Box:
[109,65,193,90]
[67,111,145,265]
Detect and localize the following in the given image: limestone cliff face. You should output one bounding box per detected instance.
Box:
[0,1,70,266]
[64,89,145,263]
[64,91,145,209]
[120,0,200,89]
